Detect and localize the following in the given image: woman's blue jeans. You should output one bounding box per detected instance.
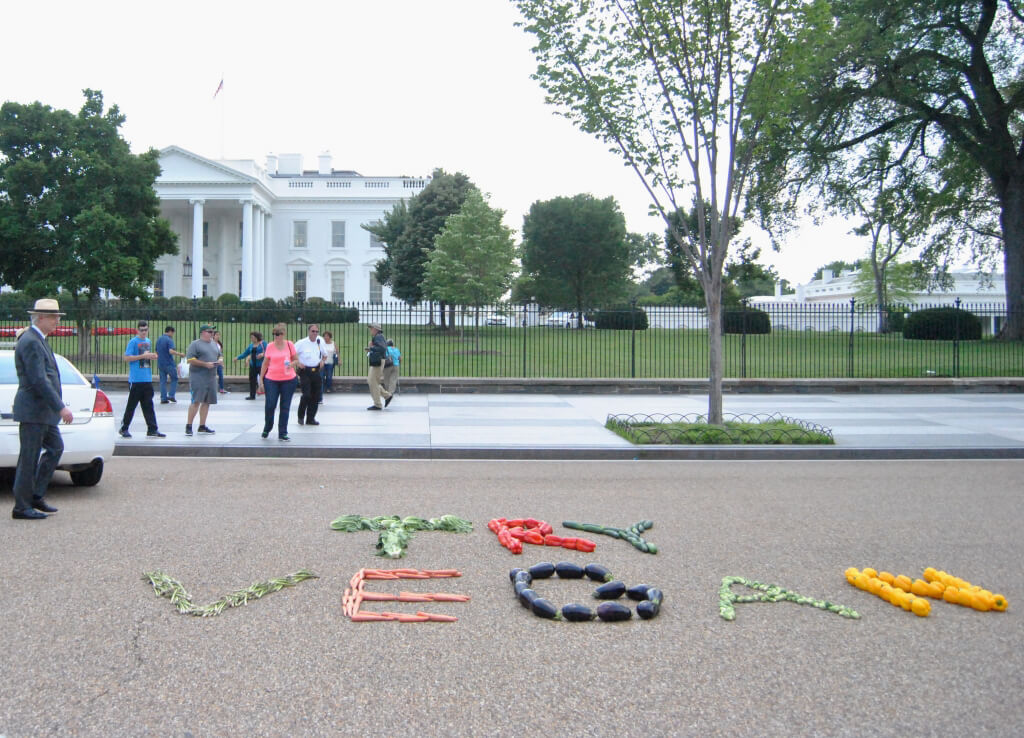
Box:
[263,377,298,437]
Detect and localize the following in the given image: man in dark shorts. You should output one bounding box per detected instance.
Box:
[184,324,222,436]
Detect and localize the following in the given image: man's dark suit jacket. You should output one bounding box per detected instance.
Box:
[13,326,65,425]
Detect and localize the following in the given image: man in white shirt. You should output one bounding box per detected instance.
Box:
[294,323,328,426]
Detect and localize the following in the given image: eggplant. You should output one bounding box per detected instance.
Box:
[509,567,525,583]
[530,597,560,619]
[626,584,653,601]
[528,562,556,579]
[560,603,596,622]
[645,588,664,606]
[584,563,614,582]
[593,580,627,599]
[554,562,585,579]
[514,571,533,587]
[637,600,660,619]
[596,602,632,622]
[518,588,539,607]
[514,580,531,597]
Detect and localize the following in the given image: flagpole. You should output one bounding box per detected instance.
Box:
[219,72,225,159]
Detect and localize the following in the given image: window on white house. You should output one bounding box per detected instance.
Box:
[331,221,346,249]
[203,221,209,248]
[366,222,383,248]
[238,271,243,297]
[293,271,307,300]
[293,221,308,248]
[331,271,346,303]
[369,273,382,303]
[239,221,243,247]
[153,271,164,297]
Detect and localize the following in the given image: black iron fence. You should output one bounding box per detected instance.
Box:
[1,299,1020,379]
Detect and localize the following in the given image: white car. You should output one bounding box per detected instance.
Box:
[0,348,116,486]
[485,314,508,326]
[545,311,594,328]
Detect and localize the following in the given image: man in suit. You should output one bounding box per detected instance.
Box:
[11,298,74,520]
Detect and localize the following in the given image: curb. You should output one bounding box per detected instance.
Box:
[113,443,1024,461]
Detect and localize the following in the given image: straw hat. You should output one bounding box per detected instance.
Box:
[27,298,65,315]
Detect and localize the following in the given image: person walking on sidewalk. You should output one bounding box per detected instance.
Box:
[155,325,184,404]
[259,325,298,441]
[236,331,266,400]
[365,322,393,411]
[119,320,165,438]
[213,330,229,394]
[294,324,327,425]
[321,330,338,395]
[184,324,221,436]
[383,338,401,396]
[11,299,73,520]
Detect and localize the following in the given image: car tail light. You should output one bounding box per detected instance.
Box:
[92,390,114,417]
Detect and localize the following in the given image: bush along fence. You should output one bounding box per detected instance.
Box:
[0,297,1021,380]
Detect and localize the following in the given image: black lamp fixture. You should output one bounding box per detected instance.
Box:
[182,256,192,278]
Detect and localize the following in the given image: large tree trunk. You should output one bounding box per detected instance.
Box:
[704,282,724,425]
[999,175,1024,340]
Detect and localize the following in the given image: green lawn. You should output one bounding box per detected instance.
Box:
[31,320,1024,379]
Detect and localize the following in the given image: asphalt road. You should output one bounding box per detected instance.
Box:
[2,458,1022,737]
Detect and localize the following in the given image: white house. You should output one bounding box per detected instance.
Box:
[152,146,429,302]
[753,268,1006,306]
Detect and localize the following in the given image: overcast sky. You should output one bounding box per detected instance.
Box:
[3,0,870,285]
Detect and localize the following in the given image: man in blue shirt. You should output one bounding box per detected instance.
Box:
[154,325,183,403]
[120,321,165,438]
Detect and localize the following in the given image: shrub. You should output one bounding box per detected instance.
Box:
[593,304,649,330]
[903,307,981,340]
[722,307,771,334]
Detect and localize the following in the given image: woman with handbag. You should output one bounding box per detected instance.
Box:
[258,324,298,441]
[321,330,338,395]
[236,331,267,399]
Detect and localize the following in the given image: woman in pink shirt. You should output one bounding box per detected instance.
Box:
[258,325,298,441]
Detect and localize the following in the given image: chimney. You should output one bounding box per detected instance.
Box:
[277,153,302,175]
[265,153,278,175]
[318,151,332,175]
[774,281,782,297]
[822,269,834,282]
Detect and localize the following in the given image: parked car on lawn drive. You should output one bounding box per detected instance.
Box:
[544,311,595,328]
[485,314,508,326]
[0,348,115,486]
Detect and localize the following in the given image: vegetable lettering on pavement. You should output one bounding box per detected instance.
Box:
[142,569,318,617]
[846,566,1009,615]
[562,519,658,554]
[488,517,596,554]
[511,562,664,622]
[330,515,473,558]
[343,568,469,622]
[719,576,860,622]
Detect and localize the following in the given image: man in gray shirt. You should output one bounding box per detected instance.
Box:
[184,324,222,436]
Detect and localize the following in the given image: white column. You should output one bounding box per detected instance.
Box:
[261,211,272,299]
[241,199,254,301]
[190,199,205,299]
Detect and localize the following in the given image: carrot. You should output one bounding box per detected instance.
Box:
[380,611,431,622]
[358,592,398,601]
[416,611,458,622]
[427,569,461,576]
[397,593,434,602]
[365,572,400,579]
[400,573,431,579]
[423,593,471,602]
[350,613,394,622]
[389,568,423,575]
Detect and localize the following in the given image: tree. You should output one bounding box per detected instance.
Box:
[365,169,475,326]
[519,193,631,321]
[423,190,516,350]
[725,242,781,301]
[0,89,177,352]
[363,198,410,289]
[754,1,1024,338]
[514,0,806,422]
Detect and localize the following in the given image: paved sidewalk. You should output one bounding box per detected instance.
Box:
[108,389,1024,459]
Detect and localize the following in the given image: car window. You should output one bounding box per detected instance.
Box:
[0,354,87,386]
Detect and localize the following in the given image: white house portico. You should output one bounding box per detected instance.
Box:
[153,146,428,302]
